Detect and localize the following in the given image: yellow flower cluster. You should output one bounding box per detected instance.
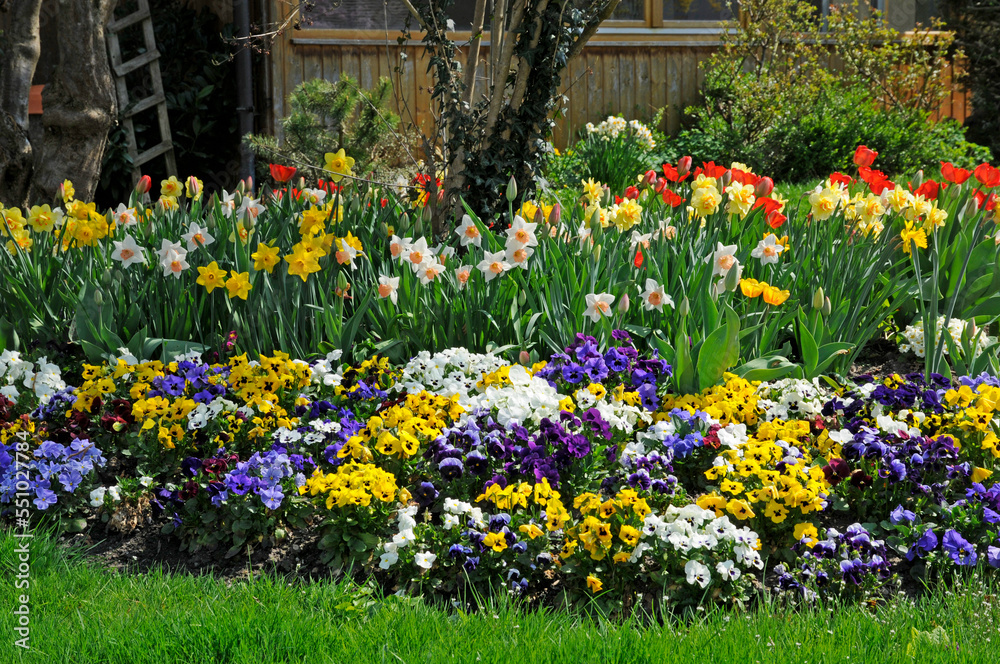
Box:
[364,392,463,460]
[301,462,398,509]
[698,419,829,528]
[562,488,651,562]
[661,375,761,426]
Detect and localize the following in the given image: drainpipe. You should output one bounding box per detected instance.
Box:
[234,0,254,182]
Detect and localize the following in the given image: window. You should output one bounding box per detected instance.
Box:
[300,0,483,32]
[662,0,734,21]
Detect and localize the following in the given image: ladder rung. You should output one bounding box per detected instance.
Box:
[124,92,166,118]
[135,141,174,166]
[107,9,151,33]
[112,49,160,77]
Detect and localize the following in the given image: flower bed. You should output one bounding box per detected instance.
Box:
[2,338,999,609]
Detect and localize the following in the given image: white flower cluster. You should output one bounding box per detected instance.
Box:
[395,348,507,400]
[310,350,344,388]
[636,504,762,589]
[465,365,564,427]
[755,378,835,421]
[899,317,996,358]
[584,115,656,150]
[0,350,66,402]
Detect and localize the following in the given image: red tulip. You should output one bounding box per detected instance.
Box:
[269,163,297,183]
[662,188,685,207]
[829,172,854,188]
[766,210,787,230]
[624,185,640,200]
[662,163,680,182]
[940,161,971,184]
[754,176,774,198]
[135,174,152,194]
[913,179,943,200]
[974,163,1000,188]
[696,161,728,179]
[677,156,693,178]
[642,170,658,187]
[634,248,644,268]
[753,196,781,215]
[853,145,878,168]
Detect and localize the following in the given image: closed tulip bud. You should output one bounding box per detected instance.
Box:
[337,271,349,292]
[207,192,219,209]
[723,264,740,292]
[590,208,602,232]
[677,156,693,177]
[822,296,832,317]
[142,222,152,240]
[206,215,216,231]
[298,177,307,190]
[93,289,104,306]
[593,244,602,262]
[506,175,518,202]
[643,170,658,188]
[602,186,612,207]
[421,203,433,223]
[186,176,201,199]
[963,196,979,219]
[399,212,410,232]
[101,269,113,287]
[244,176,254,193]
[812,286,825,310]
[966,318,978,340]
[113,268,124,284]
[235,179,246,195]
[533,208,545,226]
[519,350,531,366]
[679,296,690,317]
[518,289,527,306]
[548,202,561,226]
[135,175,152,194]
[617,293,630,313]
[912,170,923,189]
[720,170,732,188]
[755,176,774,198]
[654,177,668,194]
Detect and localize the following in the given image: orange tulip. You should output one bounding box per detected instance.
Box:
[762,284,790,306]
[740,278,765,298]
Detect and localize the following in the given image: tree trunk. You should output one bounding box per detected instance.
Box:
[0,0,43,206]
[30,0,117,203]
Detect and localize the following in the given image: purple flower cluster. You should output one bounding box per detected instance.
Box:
[0,438,106,510]
[147,361,230,402]
[423,407,619,493]
[838,428,964,502]
[774,524,891,599]
[158,448,312,512]
[532,332,671,411]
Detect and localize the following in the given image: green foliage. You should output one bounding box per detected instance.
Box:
[941,0,1000,164]
[684,0,990,180]
[246,76,402,182]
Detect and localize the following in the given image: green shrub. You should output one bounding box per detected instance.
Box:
[680,0,991,181]
[246,76,402,182]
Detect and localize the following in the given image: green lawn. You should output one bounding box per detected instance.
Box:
[3,529,998,664]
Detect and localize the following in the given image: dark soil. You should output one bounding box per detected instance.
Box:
[850,337,925,379]
[63,516,335,584]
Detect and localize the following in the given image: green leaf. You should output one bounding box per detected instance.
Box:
[733,355,798,382]
[796,309,819,376]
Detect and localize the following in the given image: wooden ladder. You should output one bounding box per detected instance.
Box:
[105,0,177,181]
